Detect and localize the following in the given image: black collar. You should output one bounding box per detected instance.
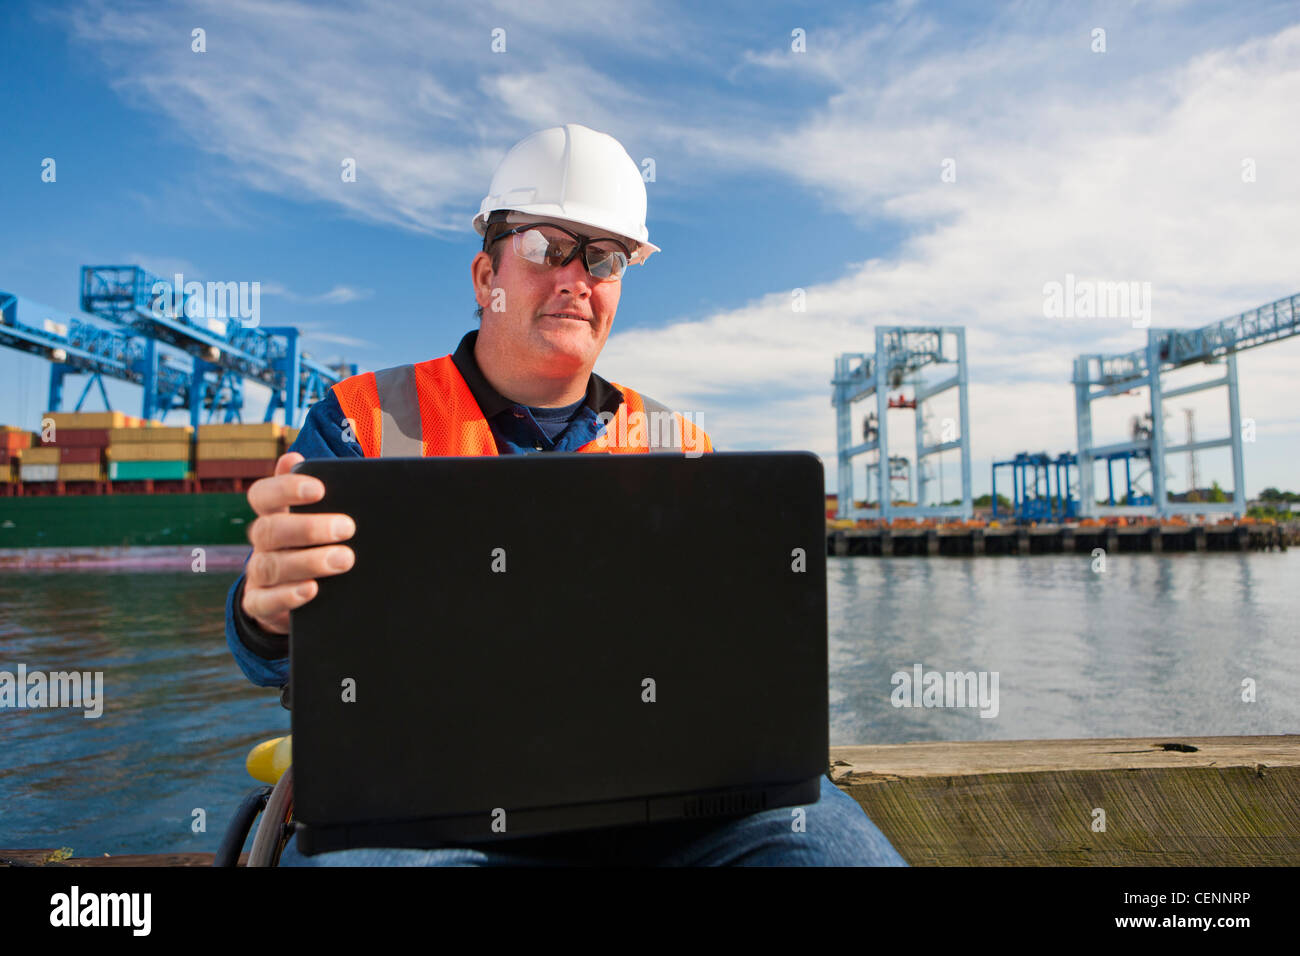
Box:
[450,330,624,417]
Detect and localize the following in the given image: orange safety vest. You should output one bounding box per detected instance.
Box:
[330,354,712,458]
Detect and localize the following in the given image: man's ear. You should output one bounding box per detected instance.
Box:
[471,251,495,308]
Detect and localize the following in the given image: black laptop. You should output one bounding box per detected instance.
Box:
[288,451,828,855]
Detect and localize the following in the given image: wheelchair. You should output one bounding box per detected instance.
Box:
[215,733,294,867]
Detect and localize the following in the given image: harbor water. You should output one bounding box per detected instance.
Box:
[1,551,1297,856]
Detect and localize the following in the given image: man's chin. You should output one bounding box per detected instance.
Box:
[532,323,599,365]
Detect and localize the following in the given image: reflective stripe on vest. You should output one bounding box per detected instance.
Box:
[625,392,682,452]
[374,364,424,458]
[333,355,709,458]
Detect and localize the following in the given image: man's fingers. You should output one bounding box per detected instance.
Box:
[274,452,304,476]
[238,452,352,634]
[248,511,355,554]
[242,580,318,635]
[247,453,324,516]
[245,543,354,591]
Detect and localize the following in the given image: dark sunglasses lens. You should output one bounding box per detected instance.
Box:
[516,226,626,278]
[515,227,575,264]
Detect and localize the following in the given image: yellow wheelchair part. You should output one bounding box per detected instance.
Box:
[246,735,293,785]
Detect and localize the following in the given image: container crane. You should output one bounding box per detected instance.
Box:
[831,326,972,522]
[0,266,358,429]
[1073,291,1299,518]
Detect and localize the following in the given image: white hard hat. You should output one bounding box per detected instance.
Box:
[473,123,659,265]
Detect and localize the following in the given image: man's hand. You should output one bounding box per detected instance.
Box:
[241,452,355,635]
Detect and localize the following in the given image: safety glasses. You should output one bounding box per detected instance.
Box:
[489,222,632,281]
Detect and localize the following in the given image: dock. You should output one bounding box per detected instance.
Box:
[5,734,1296,866]
[832,734,1300,865]
[828,520,1293,556]
[0,850,243,867]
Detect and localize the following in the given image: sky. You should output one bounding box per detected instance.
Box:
[1,0,1297,500]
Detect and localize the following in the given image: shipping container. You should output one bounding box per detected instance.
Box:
[1,426,35,452]
[59,447,103,464]
[59,463,106,482]
[107,442,192,462]
[42,411,129,429]
[22,447,60,465]
[195,459,277,480]
[2,433,35,452]
[197,422,284,441]
[196,439,283,461]
[108,460,191,481]
[109,425,194,443]
[40,428,112,448]
[20,464,59,482]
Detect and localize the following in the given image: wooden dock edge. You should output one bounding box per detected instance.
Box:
[0,850,243,867]
[828,734,1300,866]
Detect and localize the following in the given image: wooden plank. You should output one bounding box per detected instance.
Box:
[0,849,246,867]
[829,735,1300,866]
[829,734,1300,778]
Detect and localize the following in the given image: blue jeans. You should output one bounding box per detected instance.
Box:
[276,775,908,866]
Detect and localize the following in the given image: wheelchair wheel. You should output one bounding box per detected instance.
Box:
[247,765,294,867]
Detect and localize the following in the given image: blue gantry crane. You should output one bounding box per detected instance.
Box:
[1,289,199,416]
[991,452,1079,523]
[831,326,972,521]
[0,266,357,428]
[1072,292,1299,518]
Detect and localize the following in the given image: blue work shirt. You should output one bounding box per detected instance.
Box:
[224,329,626,688]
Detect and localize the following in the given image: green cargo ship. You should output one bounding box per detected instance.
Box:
[0,492,256,567]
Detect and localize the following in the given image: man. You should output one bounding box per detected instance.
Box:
[224,123,907,867]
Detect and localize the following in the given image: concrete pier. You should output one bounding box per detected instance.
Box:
[826,521,1293,556]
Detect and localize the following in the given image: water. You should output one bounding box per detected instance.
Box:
[1,553,1297,856]
[828,553,1299,746]
[1,571,289,857]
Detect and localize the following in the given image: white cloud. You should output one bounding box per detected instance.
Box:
[262,282,372,305]
[61,1,1300,495]
[59,0,681,237]
[315,286,369,305]
[292,321,378,349]
[598,17,1300,495]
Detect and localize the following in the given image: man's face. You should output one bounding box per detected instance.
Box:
[472,217,625,376]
